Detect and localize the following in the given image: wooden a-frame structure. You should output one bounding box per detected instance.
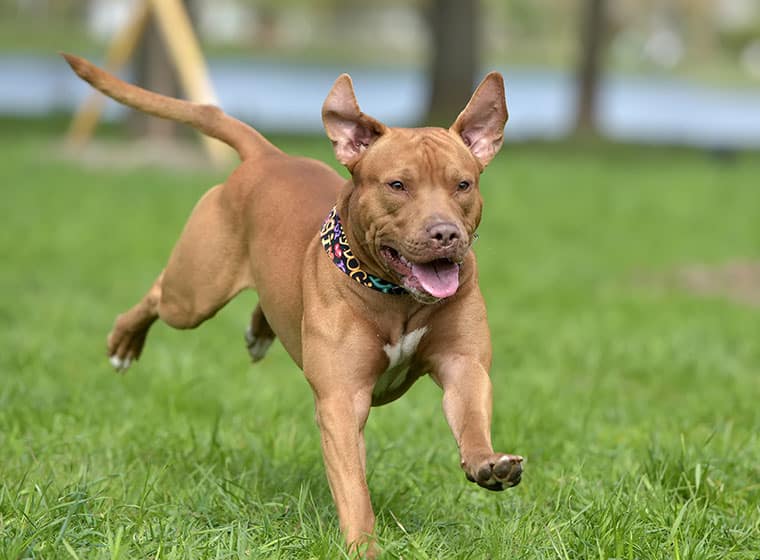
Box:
[66,0,233,166]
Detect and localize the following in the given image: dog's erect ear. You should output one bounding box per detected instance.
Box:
[449,72,508,168]
[322,74,387,169]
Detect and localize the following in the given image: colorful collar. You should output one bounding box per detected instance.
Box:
[320,207,407,295]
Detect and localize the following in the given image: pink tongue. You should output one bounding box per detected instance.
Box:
[412,260,460,298]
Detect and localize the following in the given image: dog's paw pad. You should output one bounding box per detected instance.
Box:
[465,453,523,491]
[245,326,273,363]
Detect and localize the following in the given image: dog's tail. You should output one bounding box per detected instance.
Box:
[62,53,278,161]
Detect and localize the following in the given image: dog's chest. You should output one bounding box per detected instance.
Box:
[372,327,428,401]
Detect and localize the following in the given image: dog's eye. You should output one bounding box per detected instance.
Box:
[457,180,471,191]
[387,180,406,191]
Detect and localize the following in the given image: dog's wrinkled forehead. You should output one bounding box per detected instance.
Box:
[354,127,480,179]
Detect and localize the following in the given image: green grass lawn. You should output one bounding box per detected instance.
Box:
[1,122,759,559]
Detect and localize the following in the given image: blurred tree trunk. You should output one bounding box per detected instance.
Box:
[574,0,607,134]
[425,0,479,126]
[129,1,198,139]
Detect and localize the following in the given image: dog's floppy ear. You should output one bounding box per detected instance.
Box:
[322,74,387,170]
[449,72,508,168]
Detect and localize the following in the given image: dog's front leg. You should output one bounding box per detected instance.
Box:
[303,330,378,556]
[431,355,523,491]
[313,389,375,551]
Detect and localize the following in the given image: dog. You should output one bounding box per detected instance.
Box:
[63,54,523,557]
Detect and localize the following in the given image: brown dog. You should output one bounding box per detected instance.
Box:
[63,54,523,556]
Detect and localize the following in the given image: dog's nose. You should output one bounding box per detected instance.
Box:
[428,222,461,247]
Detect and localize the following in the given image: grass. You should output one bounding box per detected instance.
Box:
[1,119,759,559]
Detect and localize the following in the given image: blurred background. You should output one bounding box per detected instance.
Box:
[1,0,759,148]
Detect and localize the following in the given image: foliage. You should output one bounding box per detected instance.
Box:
[1,122,759,558]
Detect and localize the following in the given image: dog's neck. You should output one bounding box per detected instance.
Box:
[335,188,393,281]
[320,206,406,295]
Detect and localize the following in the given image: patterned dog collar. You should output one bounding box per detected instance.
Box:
[320,207,407,295]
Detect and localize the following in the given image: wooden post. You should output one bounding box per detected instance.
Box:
[148,0,232,166]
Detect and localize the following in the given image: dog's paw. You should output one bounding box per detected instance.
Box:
[245,326,274,363]
[107,312,153,373]
[463,453,523,491]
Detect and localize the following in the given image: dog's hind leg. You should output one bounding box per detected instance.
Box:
[108,183,252,372]
[244,304,276,363]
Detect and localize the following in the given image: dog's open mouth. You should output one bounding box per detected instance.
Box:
[380,246,461,300]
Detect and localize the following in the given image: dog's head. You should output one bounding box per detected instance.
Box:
[322,74,507,303]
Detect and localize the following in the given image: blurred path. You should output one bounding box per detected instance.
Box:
[1,54,759,148]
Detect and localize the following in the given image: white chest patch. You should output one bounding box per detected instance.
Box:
[373,327,428,400]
